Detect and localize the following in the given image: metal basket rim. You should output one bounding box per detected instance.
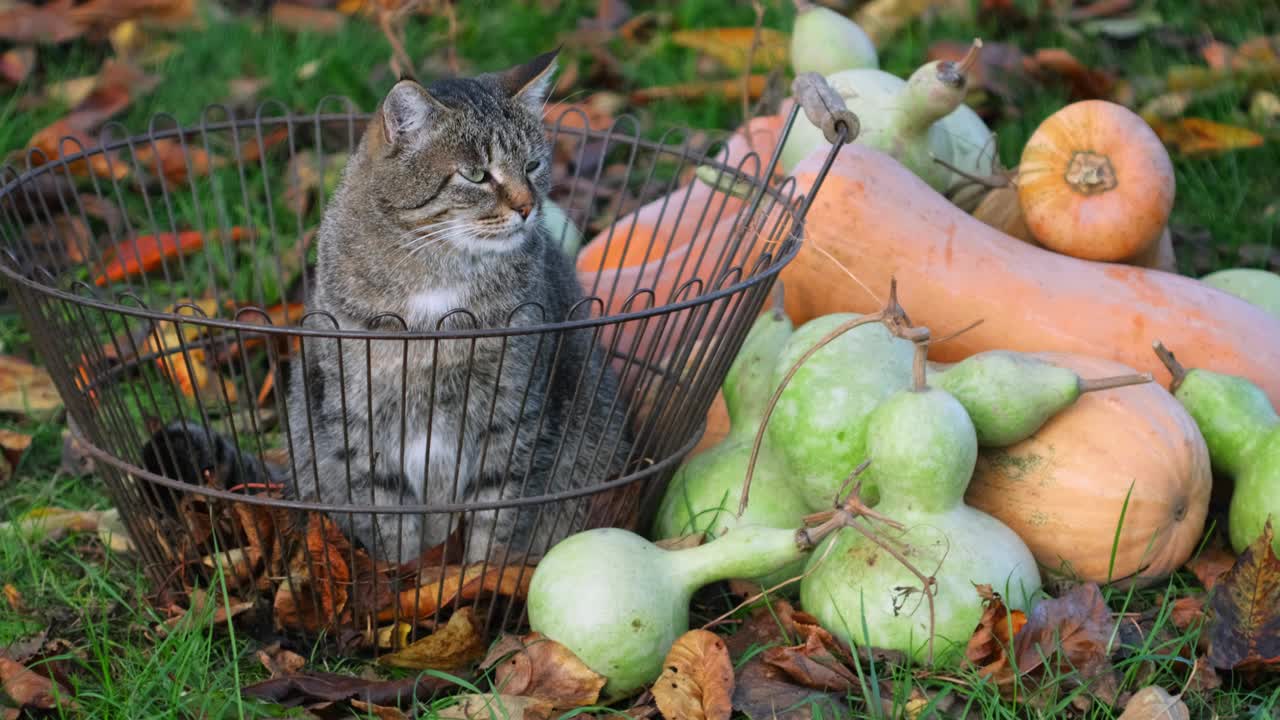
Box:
[0,103,809,341]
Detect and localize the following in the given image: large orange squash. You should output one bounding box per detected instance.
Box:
[964,352,1211,586]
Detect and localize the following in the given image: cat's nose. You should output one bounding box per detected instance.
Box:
[515,202,533,220]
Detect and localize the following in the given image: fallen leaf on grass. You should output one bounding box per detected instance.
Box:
[0,355,61,420]
[257,643,307,678]
[1013,583,1117,698]
[481,632,606,710]
[0,656,77,713]
[0,508,105,545]
[94,227,250,287]
[762,630,860,693]
[378,606,487,671]
[1201,35,1280,72]
[1168,596,1205,632]
[855,0,970,46]
[731,657,845,720]
[1030,48,1116,100]
[651,629,734,720]
[0,47,35,86]
[158,587,254,634]
[0,430,32,471]
[275,513,354,633]
[1182,543,1233,589]
[965,584,1028,686]
[0,0,83,44]
[1149,117,1265,156]
[1117,685,1189,719]
[132,138,222,184]
[629,75,768,105]
[241,669,461,708]
[2,585,24,612]
[437,693,553,720]
[1206,520,1280,671]
[669,28,788,72]
[723,598,798,661]
[270,3,346,34]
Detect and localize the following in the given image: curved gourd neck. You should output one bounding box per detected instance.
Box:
[666,525,806,592]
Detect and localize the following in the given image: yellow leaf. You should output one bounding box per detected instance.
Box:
[669,28,788,72]
[377,607,487,671]
[1148,117,1265,157]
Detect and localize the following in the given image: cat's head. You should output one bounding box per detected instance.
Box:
[347,50,559,257]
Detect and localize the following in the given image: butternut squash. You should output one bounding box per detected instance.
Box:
[782,141,1280,406]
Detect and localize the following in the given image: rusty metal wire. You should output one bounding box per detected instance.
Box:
[0,95,844,650]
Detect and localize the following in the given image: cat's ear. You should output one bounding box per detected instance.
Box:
[499,48,560,113]
[379,79,438,148]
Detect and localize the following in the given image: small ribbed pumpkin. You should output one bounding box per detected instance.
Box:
[1017,100,1175,263]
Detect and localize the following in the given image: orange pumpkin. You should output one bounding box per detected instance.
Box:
[964,351,1211,586]
[1016,100,1175,263]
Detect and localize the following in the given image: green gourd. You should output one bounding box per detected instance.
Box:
[789,0,878,76]
[799,341,1041,663]
[1199,268,1280,320]
[528,524,825,699]
[764,312,915,511]
[542,199,583,256]
[1155,341,1280,553]
[779,42,994,191]
[929,350,1151,447]
[652,307,810,588]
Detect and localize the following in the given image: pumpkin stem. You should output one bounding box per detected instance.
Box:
[1064,151,1118,196]
[1152,341,1188,392]
[1077,373,1152,394]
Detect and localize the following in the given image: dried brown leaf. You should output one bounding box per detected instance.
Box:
[1015,583,1114,676]
[3,584,25,612]
[380,563,535,623]
[1148,117,1265,156]
[651,629,734,720]
[730,657,844,720]
[0,356,61,420]
[1207,520,1280,671]
[1117,686,1189,720]
[1187,547,1237,591]
[349,699,411,719]
[377,606,486,671]
[964,584,1027,689]
[158,587,254,634]
[1168,596,1205,632]
[482,632,606,710]
[240,670,461,708]
[723,598,798,661]
[257,643,307,678]
[0,430,32,470]
[1030,48,1116,100]
[855,0,970,45]
[0,656,76,712]
[669,28,788,72]
[437,693,554,720]
[761,632,859,693]
[629,76,768,105]
[0,0,83,44]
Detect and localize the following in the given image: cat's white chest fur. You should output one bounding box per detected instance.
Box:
[406,287,464,327]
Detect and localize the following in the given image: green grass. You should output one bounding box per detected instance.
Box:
[2,0,1278,717]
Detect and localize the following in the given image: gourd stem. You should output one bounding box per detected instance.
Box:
[1152,340,1188,392]
[1078,373,1152,394]
[843,517,939,666]
[957,38,983,75]
[911,337,930,392]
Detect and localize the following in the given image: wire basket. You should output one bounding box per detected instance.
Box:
[0,75,853,650]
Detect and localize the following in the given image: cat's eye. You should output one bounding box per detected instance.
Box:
[524,160,541,174]
[458,167,488,184]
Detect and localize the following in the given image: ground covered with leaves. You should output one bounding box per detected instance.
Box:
[2,0,1279,718]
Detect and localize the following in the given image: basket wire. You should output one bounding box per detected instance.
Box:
[0,91,848,649]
